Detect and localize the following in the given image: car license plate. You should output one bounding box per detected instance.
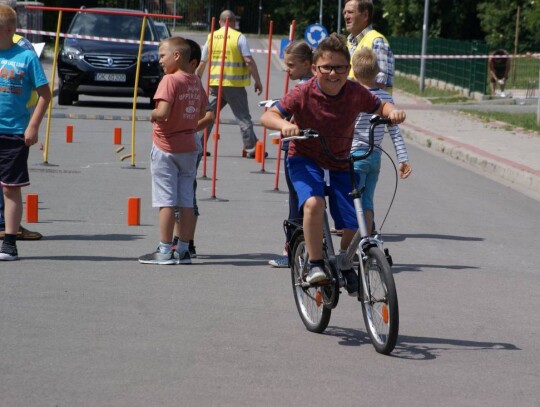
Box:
[95,73,126,82]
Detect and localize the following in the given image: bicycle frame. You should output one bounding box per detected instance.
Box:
[284,116,400,353]
[285,116,391,298]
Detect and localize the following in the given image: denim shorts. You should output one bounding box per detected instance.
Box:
[151,145,197,208]
[287,155,359,230]
[352,148,381,211]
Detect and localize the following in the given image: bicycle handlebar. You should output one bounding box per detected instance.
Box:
[268,115,390,163]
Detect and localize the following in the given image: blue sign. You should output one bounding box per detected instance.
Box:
[304,24,328,47]
[279,38,291,59]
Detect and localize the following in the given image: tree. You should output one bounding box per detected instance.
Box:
[380,0,482,40]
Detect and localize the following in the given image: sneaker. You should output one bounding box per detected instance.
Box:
[138,247,176,265]
[305,265,327,284]
[342,268,359,296]
[188,241,197,258]
[0,245,19,261]
[245,149,268,159]
[1,226,42,240]
[268,255,289,268]
[174,249,192,265]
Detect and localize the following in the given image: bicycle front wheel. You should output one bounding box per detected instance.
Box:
[360,247,399,354]
[291,235,331,333]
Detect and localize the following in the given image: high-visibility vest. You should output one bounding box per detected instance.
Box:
[208,28,250,87]
[347,29,389,80]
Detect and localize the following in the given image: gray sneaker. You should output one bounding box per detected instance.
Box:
[138,247,176,265]
[305,265,327,284]
[174,250,192,265]
[0,244,18,261]
[269,255,289,268]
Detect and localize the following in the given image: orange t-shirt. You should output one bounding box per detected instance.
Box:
[152,71,207,153]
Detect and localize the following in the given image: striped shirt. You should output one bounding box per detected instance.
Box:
[352,88,409,163]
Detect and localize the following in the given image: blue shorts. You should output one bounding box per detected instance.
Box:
[352,149,381,212]
[288,156,359,230]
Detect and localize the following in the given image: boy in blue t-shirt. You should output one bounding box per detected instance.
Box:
[0,4,51,260]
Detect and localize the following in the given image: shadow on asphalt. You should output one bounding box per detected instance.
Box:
[383,233,484,243]
[41,233,147,241]
[391,263,480,274]
[323,326,520,360]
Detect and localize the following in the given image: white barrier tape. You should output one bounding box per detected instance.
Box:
[394,54,540,60]
[17,28,159,46]
[250,49,279,54]
[19,28,280,54]
[18,28,538,59]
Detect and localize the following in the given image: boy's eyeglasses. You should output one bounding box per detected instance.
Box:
[316,65,350,74]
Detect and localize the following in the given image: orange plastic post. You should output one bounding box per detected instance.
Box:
[66,125,73,143]
[26,193,39,223]
[127,197,140,226]
[255,141,263,162]
[114,127,122,145]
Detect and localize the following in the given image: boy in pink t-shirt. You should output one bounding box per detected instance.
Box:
[139,37,207,265]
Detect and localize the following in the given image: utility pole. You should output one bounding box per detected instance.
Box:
[419,0,430,92]
[337,0,342,33]
[258,0,262,35]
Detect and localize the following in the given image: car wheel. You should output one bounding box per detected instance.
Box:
[58,88,75,106]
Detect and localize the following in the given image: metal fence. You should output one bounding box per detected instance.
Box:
[391,36,540,94]
[115,0,264,34]
[390,37,489,95]
[16,1,43,43]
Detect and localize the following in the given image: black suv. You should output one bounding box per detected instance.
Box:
[57,8,163,106]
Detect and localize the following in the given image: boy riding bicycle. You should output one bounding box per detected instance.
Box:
[260,33,405,295]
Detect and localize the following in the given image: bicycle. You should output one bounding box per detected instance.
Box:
[282,115,399,355]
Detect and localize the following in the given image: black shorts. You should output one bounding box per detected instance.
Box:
[0,134,30,188]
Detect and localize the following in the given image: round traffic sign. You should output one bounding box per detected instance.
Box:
[304,24,328,47]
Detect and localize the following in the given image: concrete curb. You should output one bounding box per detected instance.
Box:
[402,123,540,195]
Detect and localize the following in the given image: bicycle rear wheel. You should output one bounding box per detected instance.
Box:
[360,247,399,354]
[291,235,331,333]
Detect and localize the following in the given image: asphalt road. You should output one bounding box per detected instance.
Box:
[1,35,539,406]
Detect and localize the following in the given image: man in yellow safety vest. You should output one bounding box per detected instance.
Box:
[343,0,394,91]
[196,10,264,158]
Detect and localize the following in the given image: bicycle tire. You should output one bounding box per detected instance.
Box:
[360,246,399,354]
[290,234,331,333]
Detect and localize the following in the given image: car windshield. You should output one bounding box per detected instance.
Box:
[70,12,155,41]
[155,24,170,40]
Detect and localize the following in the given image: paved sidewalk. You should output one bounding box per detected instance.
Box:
[393,91,540,200]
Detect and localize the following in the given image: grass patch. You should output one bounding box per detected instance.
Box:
[394,75,472,104]
[462,110,540,134]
